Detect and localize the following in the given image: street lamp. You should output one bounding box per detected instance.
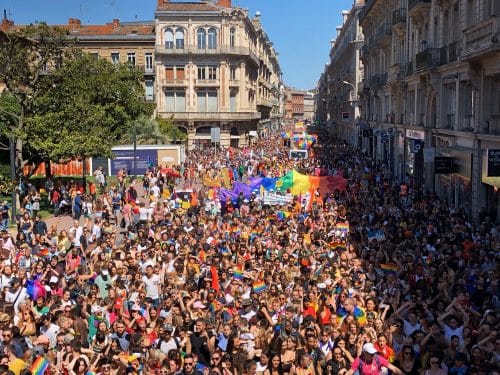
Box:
[342,80,355,91]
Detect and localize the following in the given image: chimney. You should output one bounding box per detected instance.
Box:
[1,11,14,32]
[216,0,232,7]
[68,18,81,30]
[157,0,169,7]
[112,18,119,29]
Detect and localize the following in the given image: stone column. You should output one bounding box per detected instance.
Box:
[220,122,230,148]
[187,121,195,150]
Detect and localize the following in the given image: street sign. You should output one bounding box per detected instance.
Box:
[210,127,220,143]
[434,157,454,174]
[487,149,500,176]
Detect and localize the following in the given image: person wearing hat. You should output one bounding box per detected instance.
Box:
[346,343,404,375]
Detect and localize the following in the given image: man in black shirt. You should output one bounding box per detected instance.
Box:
[189,319,215,367]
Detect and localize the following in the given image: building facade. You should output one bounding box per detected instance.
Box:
[318,0,500,222]
[1,17,156,101]
[303,92,316,122]
[284,87,306,120]
[155,0,282,149]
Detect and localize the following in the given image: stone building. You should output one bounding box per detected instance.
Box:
[318,0,500,222]
[155,0,282,149]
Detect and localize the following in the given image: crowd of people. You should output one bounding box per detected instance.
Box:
[0,127,497,375]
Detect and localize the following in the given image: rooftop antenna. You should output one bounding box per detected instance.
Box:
[135,14,138,21]
[3,9,7,20]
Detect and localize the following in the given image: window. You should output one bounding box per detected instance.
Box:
[111,52,120,64]
[208,66,217,80]
[208,28,217,49]
[175,29,184,49]
[197,29,206,49]
[198,66,206,80]
[145,80,154,101]
[145,53,153,71]
[165,28,174,49]
[230,91,237,112]
[197,90,218,112]
[165,89,186,112]
[230,66,237,80]
[127,52,136,65]
[165,65,185,80]
[229,27,235,47]
[90,53,99,60]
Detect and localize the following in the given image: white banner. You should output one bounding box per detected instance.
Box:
[263,192,294,206]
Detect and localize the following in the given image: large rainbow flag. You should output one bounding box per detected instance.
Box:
[275,170,347,195]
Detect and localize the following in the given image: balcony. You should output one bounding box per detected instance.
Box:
[377,23,392,46]
[257,98,273,107]
[388,63,406,83]
[155,45,259,66]
[408,0,431,13]
[440,41,459,65]
[229,79,240,87]
[462,17,498,59]
[392,8,407,28]
[370,73,388,87]
[162,79,188,87]
[415,48,441,72]
[196,79,219,87]
[157,111,261,121]
[483,117,500,135]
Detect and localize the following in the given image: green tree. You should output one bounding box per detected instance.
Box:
[0,23,70,172]
[27,50,154,167]
[157,116,187,144]
[121,115,165,145]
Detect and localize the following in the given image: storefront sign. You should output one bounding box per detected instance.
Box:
[405,129,425,140]
[487,149,500,177]
[434,157,454,174]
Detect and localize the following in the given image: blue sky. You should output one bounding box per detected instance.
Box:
[1,0,353,90]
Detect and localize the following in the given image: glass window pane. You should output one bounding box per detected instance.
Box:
[230,92,236,112]
[208,28,217,49]
[197,29,206,49]
[165,90,174,112]
[207,90,218,112]
[176,90,186,112]
[145,81,154,101]
[198,91,206,112]
[175,29,184,49]
[165,29,174,49]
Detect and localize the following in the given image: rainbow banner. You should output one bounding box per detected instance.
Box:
[380,263,398,275]
[30,356,49,375]
[252,280,268,294]
[275,170,347,195]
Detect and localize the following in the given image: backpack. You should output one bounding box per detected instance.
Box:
[355,355,381,375]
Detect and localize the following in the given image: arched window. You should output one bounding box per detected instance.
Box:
[175,29,184,49]
[165,28,174,49]
[208,28,217,50]
[229,27,236,47]
[197,28,206,50]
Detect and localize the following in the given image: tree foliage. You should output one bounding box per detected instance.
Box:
[157,116,187,143]
[26,50,154,161]
[120,115,165,145]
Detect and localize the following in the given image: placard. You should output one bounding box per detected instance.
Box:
[487,150,500,177]
[211,127,221,143]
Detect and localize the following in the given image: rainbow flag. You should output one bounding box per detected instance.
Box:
[275,170,347,195]
[354,306,367,326]
[336,222,349,234]
[233,265,244,280]
[30,356,49,375]
[380,263,398,275]
[276,211,291,221]
[39,248,49,257]
[252,280,267,294]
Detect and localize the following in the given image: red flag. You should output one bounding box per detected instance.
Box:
[211,265,220,291]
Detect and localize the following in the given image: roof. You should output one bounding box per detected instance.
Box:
[1,18,155,37]
[156,1,223,11]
